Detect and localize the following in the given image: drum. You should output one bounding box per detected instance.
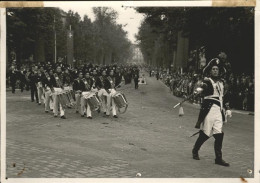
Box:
[86,94,101,111]
[113,92,128,108]
[57,92,67,108]
[64,91,72,106]
[65,90,75,105]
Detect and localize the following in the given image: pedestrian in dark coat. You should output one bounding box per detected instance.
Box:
[28,67,39,103]
[8,66,18,93]
[134,73,139,89]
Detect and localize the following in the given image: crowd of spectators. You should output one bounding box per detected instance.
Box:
[149,68,254,112]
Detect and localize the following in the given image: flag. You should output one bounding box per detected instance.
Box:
[67,29,74,65]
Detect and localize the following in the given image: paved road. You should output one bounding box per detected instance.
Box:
[6,72,254,178]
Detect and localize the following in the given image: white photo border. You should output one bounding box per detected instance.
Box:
[1,1,259,183]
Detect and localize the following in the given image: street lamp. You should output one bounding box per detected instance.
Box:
[54,15,57,63]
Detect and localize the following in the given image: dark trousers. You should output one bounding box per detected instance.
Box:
[10,81,16,93]
[20,80,25,92]
[134,81,138,89]
[25,81,30,91]
[30,84,39,102]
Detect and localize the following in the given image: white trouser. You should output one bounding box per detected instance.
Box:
[81,92,92,117]
[200,104,223,136]
[64,86,73,106]
[106,89,117,116]
[44,88,54,111]
[37,85,45,104]
[75,93,81,112]
[98,89,109,113]
[53,88,65,117]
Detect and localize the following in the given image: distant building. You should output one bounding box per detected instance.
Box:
[131,44,144,64]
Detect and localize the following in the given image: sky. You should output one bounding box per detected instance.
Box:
[55,3,145,44]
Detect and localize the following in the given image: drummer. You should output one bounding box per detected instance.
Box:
[104,69,118,118]
[73,71,85,114]
[53,66,66,119]
[63,68,73,108]
[43,69,55,113]
[81,72,94,119]
[96,70,109,115]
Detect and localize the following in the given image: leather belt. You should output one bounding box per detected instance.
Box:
[204,98,221,107]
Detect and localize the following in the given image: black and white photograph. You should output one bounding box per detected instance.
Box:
[0,1,258,181]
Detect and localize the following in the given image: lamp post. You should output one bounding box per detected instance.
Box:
[54,15,57,63]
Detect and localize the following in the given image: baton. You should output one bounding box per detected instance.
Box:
[173,88,202,109]
[173,95,192,109]
[190,131,200,137]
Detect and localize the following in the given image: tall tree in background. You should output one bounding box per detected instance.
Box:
[7,8,67,67]
[7,7,133,67]
[136,7,254,74]
[92,7,132,64]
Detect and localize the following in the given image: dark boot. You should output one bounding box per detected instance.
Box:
[192,130,209,160]
[213,133,230,167]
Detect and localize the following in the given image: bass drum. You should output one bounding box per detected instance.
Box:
[86,93,101,111]
[113,92,128,114]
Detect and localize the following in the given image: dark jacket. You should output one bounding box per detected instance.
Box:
[115,72,122,86]
[44,75,56,88]
[28,72,38,85]
[8,70,18,83]
[83,77,93,91]
[95,76,106,89]
[104,76,115,90]
[63,73,72,86]
[73,78,85,91]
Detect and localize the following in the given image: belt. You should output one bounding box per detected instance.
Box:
[204,98,221,107]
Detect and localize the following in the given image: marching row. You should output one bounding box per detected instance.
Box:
[17,65,129,119]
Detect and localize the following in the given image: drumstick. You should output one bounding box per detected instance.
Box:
[173,102,181,109]
[115,82,123,89]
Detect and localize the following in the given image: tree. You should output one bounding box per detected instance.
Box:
[136,7,254,73]
[6,7,134,67]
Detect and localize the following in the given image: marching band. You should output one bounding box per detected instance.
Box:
[7,62,130,120]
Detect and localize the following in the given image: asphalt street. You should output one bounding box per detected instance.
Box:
[6,72,254,178]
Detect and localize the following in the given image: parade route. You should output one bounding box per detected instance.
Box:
[6,74,254,178]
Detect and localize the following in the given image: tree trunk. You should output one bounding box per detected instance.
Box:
[34,36,45,63]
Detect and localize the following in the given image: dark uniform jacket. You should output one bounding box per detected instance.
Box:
[8,70,18,83]
[95,76,106,89]
[104,76,115,90]
[28,72,38,85]
[82,77,93,91]
[115,72,122,87]
[52,72,64,88]
[195,78,229,129]
[63,73,72,86]
[73,78,85,91]
[19,70,26,83]
[36,74,45,86]
[43,74,56,89]
[92,75,99,89]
